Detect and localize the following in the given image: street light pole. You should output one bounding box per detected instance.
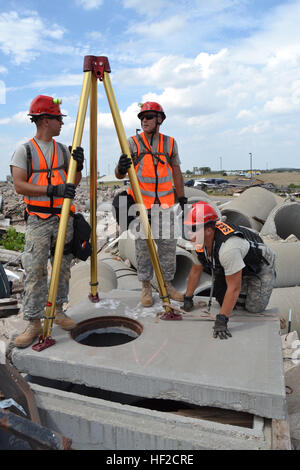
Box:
[249,152,252,178]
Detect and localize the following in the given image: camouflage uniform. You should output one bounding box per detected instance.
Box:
[127,136,181,283]
[22,215,73,321]
[237,245,276,312]
[134,205,178,282]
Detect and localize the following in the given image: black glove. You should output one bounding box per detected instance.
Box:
[178,196,188,212]
[213,314,232,340]
[47,183,76,199]
[183,295,194,312]
[71,146,84,172]
[118,154,132,175]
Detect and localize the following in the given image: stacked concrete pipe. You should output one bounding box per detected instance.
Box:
[261,239,300,288]
[69,254,140,307]
[219,187,283,232]
[267,287,300,335]
[118,231,212,294]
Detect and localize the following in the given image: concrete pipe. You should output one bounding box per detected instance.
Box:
[219,187,283,232]
[184,197,222,219]
[69,255,140,307]
[149,245,212,293]
[118,231,212,294]
[184,187,211,201]
[260,201,300,240]
[267,287,300,336]
[184,187,230,208]
[69,259,117,307]
[261,239,300,288]
[100,257,140,291]
[174,189,222,236]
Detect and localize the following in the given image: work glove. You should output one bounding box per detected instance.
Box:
[213,314,232,340]
[118,154,132,175]
[71,146,84,172]
[183,295,194,312]
[178,196,188,212]
[47,183,76,199]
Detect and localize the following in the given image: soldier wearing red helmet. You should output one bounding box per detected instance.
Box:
[115,101,187,308]
[11,95,85,348]
[183,201,276,340]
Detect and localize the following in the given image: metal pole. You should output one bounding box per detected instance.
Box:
[41,71,92,342]
[249,152,252,179]
[89,73,99,301]
[101,72,172,315]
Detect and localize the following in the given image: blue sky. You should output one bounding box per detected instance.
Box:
[1,0,300,179]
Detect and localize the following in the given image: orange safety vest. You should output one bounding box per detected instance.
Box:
[24,138,75,219]
[127,132,175,209]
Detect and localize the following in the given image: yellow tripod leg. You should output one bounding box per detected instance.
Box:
[102,71,180,320]
[32,71,92,351]
[89,73,99,302]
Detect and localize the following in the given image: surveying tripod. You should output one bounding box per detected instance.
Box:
[32,56,181,352]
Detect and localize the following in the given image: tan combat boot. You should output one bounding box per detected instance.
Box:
[141,281,153,307]
[14,319,42,349]
[54,305,76,331]
[165,281,184,302]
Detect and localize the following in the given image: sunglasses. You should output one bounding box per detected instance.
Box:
[140,114,157,121]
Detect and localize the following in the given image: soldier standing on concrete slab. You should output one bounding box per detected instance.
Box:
[115,102,187,307]
[10,95,84,348]
[183,201,276,339]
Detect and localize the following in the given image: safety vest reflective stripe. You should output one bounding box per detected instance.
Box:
[127,132,175,209]
[140,188,174,197]
[24,138,75,218]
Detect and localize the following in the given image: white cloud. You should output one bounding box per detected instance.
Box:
[122,0,171,16]
[76,0,104,9]
[128,15,186,37]
[116,49,228,89]
[239,121,271,135]
[85,31,104,41]
[0,80,5,104]
[97,102,140,130]
[0,111,29,126]
[237,110,255,120]
[30,74,83,89]
[232,1,300,66]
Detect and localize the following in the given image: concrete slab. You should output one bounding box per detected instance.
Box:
[12,291,286,420]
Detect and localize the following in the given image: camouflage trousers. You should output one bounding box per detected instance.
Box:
[237,252,276,313]
[22,215,74,321]
[134,206,177,282]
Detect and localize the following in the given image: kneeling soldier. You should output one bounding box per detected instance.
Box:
[183,201,276,339]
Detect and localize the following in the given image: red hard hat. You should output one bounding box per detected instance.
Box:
[184,201,219,227]
[137,101,166,121]
[28,95,66,117]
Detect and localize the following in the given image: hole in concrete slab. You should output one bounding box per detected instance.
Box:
[70,316,143,347]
